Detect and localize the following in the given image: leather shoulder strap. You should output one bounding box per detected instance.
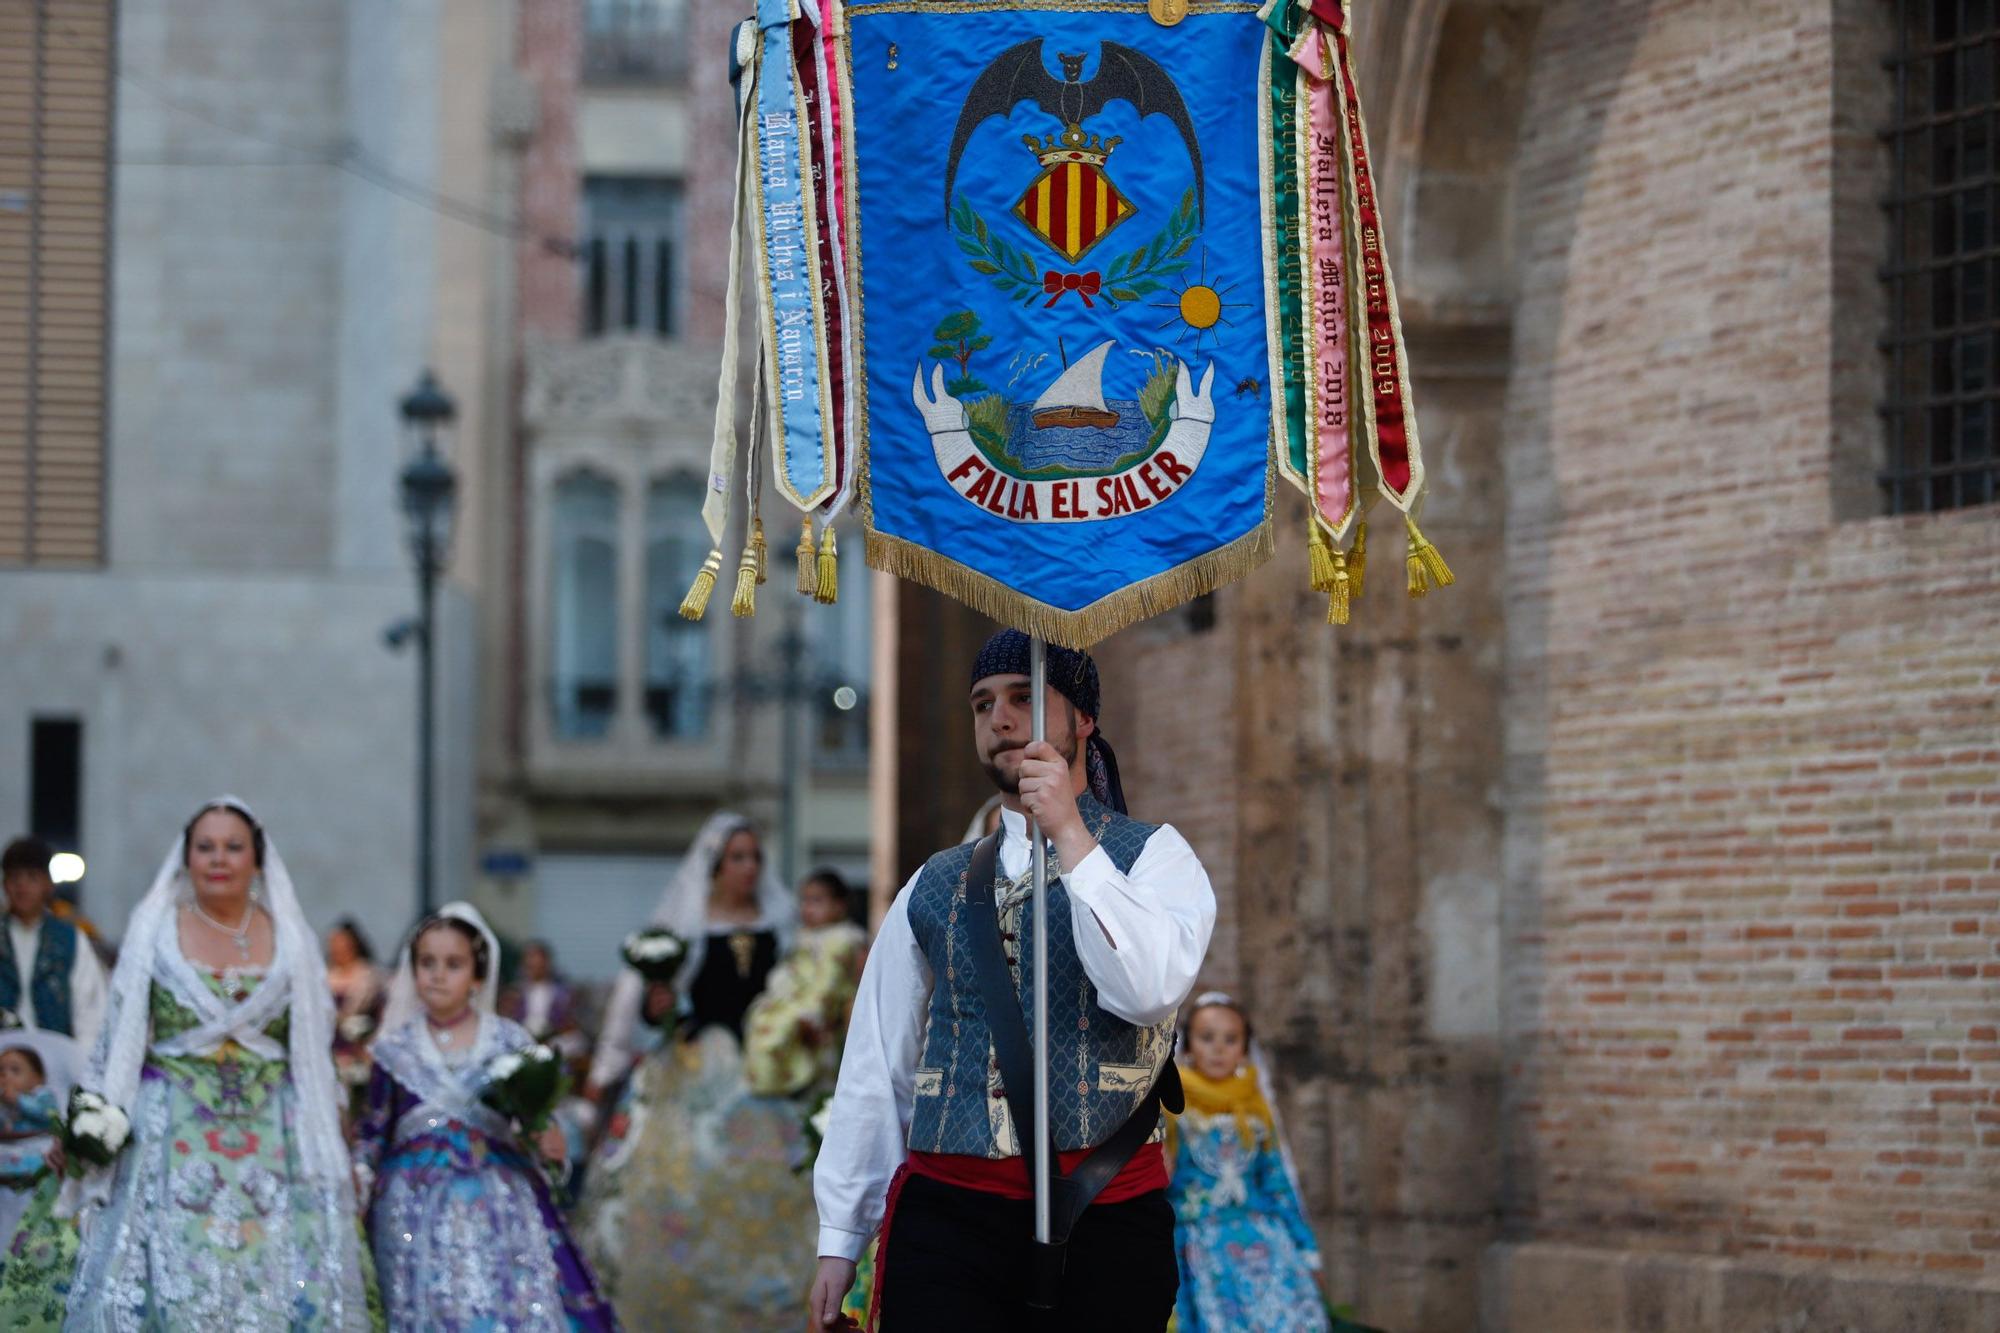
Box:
[962,832,1051,1192]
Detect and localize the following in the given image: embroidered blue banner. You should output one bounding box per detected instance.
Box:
[845,0,1275,646]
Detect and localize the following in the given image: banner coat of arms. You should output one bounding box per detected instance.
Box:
[684,0,1446,647]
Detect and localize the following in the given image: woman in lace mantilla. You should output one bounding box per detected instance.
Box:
[3,797,375,1331]
[573,811,816,1329]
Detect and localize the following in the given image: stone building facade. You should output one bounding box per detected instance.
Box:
[471,0,874,973]
[0,0,494,947]
[890,1,1999,1328]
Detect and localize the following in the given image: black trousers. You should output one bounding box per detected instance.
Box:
[877,1173,1179,1332]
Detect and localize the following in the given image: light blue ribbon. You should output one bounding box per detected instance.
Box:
[755,0,833,509]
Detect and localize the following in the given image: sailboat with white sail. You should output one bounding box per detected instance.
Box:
[1031,340,1121,430]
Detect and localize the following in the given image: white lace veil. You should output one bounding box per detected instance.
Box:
[646,810,794,976]
[80,797,351,1207]
[0,1028,82,1101]
[586,811,794,1090]
[379,901,503,1038]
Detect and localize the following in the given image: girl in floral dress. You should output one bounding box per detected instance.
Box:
[354,903,615,1331]
[1167,992,1329,1333]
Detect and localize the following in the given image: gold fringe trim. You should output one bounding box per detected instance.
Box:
[1404,514,1453,598]
[1306,521,1336,593]
[1350,520,1367,598]
[731,541,759,618]
[1326,549,1351,625]
[795,518,818,597]
[752,516,768,586]
[815,525,840,605]
[680,548,723,621]
[864,519,1276,650]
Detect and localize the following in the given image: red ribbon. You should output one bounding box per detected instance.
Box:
[1042,271,1101,308]
[1307,0,1343,29]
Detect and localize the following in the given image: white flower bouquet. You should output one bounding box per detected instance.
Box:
[480,1043,566,1136]
[798,1091,834,1175]
[620,928,688,984]
[58,1089,132,1175]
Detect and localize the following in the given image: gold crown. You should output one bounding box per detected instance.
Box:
[1021,123,1123,169]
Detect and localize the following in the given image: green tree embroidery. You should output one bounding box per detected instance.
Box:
[929,310,994,397]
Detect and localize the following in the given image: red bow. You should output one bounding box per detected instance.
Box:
[1043,271,1101,308]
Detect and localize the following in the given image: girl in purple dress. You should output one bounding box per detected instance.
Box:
[352,903,617,1331]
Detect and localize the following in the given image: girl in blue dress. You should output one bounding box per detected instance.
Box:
[1167,992,1329,1333]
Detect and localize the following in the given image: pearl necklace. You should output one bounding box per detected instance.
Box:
[186,898,254,962]
[428,1011,475,1049]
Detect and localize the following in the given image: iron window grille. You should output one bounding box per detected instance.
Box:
[583,176,684,339]
[1883,0,2000,514]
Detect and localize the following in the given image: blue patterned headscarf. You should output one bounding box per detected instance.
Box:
[970,629,1127,814]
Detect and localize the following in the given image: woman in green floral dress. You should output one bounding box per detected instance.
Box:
[0,798,373,1330]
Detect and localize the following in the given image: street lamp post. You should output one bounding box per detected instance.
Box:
[398,370,458,920]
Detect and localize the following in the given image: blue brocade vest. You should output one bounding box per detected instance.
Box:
[905,794,1176,1159]
[0,915,77,1035]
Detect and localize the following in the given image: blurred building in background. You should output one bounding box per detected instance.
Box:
[481,0,872,977]
[0,0,495,949]
[0,0,874,973]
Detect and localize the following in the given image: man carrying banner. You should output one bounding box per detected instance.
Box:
[809,628,1215,1330]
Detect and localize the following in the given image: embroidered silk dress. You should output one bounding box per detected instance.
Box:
[329,965,385,1132]
[1166,1064,1328,1333]
[576,927,817,1330]
[354,1015,616,1332]
[32,967,374,1331]
[743,920,865,1098]
[0,1086,59,1247]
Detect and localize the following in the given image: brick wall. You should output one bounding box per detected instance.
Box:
[517,0,581,340]
[1500,0,2000,1299]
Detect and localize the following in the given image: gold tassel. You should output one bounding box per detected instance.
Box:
[680,548,723,620]
[730,540,758,618]
[1404,515,1453,598]
[795,518,818,597]
[814,525,839,605]
[1306,522,1337,593]
[752,516,768,586]
[1326,550,1352,625]
[1350,520,1368,598]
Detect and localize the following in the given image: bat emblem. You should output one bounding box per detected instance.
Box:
[943,39,1205,223]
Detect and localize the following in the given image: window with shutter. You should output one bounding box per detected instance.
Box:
[0,0,113,567]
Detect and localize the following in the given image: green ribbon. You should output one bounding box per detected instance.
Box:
[1264,3,1310,485]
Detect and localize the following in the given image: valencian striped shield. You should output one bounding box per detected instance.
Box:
[1014,140,1138,264]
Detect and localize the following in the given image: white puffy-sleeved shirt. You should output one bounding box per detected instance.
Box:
[812,805,1216,1262]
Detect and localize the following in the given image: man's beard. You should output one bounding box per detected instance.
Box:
[980,733,1079,794]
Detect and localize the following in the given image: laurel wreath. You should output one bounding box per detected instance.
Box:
[951,195,1045,306]
[1099,188,1197,307]
[952,189,1199,311]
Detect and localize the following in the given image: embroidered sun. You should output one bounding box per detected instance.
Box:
[1151,250,1249,355]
